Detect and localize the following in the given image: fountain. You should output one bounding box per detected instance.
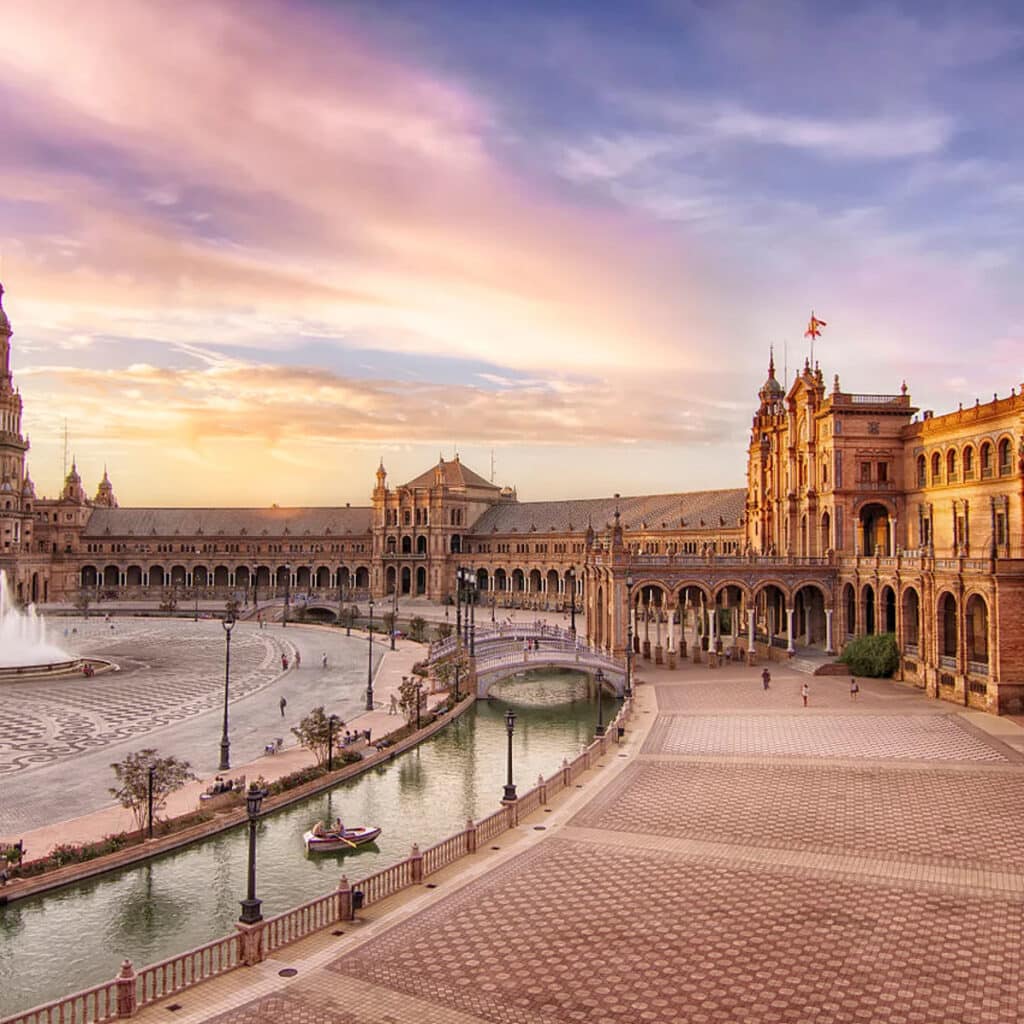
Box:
[0,568,82,679]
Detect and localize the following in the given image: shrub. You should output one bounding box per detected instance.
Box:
[409,616,428,642]
[839,633,899,677]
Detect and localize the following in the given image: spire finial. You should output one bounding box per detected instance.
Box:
[768,344,776,377]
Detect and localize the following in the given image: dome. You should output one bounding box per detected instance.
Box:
[0,283,10,334]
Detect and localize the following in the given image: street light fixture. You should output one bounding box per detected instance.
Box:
[366,598,375,711]
[219,612,236,771]
[414,679,423,730]
[391,582,398,652]
[328,713,340,771]
[594,668,606,736]
[239,786,267,924]
[502,708,517,802]
[568,567,576,636]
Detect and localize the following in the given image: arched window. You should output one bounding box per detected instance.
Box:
[938,592,957,660]
[962,445,974,480]
[946,448,957,482]
[966,595,988,666]
[916,454,926,487]
[401,536,412,554]
[902,587,920,649]
[980,442,993,478]
[931,452,941,484]
[998,438,1012,475]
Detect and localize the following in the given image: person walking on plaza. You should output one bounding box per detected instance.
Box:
[761,668,771,691]
[850,677,859,700]
[321,651,328,669]
[281,653,289,671]
[279,695,287,717]
[389,693,398,715]
[295,650,301,669]
[801,682,809,707]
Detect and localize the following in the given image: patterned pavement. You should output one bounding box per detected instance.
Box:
[132,660,1024,1024]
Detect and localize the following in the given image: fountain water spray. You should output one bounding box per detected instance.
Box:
[0,569,73,668]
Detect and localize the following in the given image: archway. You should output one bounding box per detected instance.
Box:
[792,584,827,649]
[528,569,543,594]
[214,565,230,587]
[401,536,412,555]
[416,535,427,554]
[901,587,920,651]
[385,566,396,595]
[859,503,891,555]
[355,566,370,589]
[842,583,856,638]
[416,566,427,595]
[103,565,119,588]
[31,572,39,603]
[193,565,209,587]
[754,583,788,649]
[126,565,143,587]
[862,585,876,634]
[81,565,99,589]
[476,568,489,593]
[880,585,896,634]
[494,568,507,594]
[512,569,525,593]
[938,592,957,661]
[316,566,331,589]
[400,566,411,595]
[966,595,988,667]
[170,565,187,586]
[255,565,271,588]
[295,567,311,592]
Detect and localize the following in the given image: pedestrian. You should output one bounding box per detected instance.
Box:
[321,652,328,669]
[364,728,372,743]
[801,682,809,707]
[295,650,301,668]
[761,668,770,691]
[281,653,289,671]
[389,693,398,715]
[850,677,860,700]
[279,696,287,717]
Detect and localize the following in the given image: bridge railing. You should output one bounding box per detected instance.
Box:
[1,698,633,1024]
[429,622,579,661]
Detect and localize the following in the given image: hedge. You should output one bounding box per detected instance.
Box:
[839,633,899,677]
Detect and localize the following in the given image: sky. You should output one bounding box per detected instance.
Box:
[1,0,1022,507]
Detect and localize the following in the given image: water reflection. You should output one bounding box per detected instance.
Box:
[0,670,618,1017]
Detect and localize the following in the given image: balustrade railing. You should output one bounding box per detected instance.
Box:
[2,700,632,1024]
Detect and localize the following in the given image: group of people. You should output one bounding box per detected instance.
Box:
[311,817,346,837]
[760,668,860,704]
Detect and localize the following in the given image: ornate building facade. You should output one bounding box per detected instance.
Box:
[1,284,1021,713]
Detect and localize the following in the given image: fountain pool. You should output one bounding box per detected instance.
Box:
[0,569,81,679]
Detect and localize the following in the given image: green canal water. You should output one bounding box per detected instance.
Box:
[0,670,618,1017]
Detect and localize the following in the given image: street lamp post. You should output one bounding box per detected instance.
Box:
[624,574,634,698]
[366,598,375,711]
[219,612,235,771]
[328,714,339,771]
[147,763,155,840]
[502,708,517,801]
[414,679,422,730]
[491,590,496,623]
[468,575,476,656]
[391,584,397,651]
[455,566,463,647]
[568,567,576,636]
[193,588,199,622]
[239,786,266,924]
[594,668,606,736]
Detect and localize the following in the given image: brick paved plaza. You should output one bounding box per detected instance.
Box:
[131,659,1024,1024]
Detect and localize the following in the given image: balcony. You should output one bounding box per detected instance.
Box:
[382,551,427,560]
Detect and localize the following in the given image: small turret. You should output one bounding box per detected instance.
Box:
[94,466,118,508]
[375,458,387,491]
[62,460,87,504]
[21,468,35,498]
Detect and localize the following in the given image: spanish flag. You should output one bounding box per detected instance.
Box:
[804,312,827,339]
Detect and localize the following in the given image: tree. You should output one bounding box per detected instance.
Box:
[398,675,422,722]
[110,750,196,831]
[291,706,344,767]
[74,590,92,618]
[435,622,453,641]
[409,616,428,642]
[840,633,899,677]
[383,611,396,636]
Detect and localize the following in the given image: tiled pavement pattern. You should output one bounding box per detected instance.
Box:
[643,712,1010,761]
[133,661,1024,1024]
[0,620,285,776]
[570,760,1024,869]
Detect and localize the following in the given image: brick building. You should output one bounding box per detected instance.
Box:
[1,284,1021,713]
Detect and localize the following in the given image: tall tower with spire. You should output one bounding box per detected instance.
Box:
[0,283,33,560]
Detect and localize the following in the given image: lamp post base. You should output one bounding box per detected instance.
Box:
[219,738,231,772]
[365,689,374,712]
[239,898,263,925]
[502,784,517,802]
[595,724,605,737]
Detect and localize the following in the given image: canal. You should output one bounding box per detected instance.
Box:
[0,670,618,1017]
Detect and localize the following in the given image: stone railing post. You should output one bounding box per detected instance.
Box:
[537,773,547,805]
[562,757,571,788]
[235,921,266,966]
[506,800,519,828]
[465,818,478,853]
[336,874,354,922]
[115,959,137,1018]
[410,843,423,883]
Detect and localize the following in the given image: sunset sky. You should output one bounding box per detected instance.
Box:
[2,1,1022,507]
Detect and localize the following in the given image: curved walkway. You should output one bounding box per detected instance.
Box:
[124,657,1024,1024]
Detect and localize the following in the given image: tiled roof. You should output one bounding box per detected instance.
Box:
[83,506,373,538]
[402,457,499,491]
[470,489,746,535]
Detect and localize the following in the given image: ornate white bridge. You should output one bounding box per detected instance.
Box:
[429,625,627,699]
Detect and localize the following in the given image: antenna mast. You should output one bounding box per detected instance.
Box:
[490,448,495,483]
[62,419,69,480]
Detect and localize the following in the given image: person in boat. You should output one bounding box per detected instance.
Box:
[334,817,344,835]
[312,819,326,837]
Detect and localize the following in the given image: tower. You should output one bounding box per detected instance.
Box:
[94,467,118,508]
[0,283,31,557]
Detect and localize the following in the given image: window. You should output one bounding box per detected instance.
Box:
[998,438,1012,475]
[916,455,926,487]
[946,449,957,482]
[860,462,871,483]
[931,452,941,484]
[877,462,888,483]
[996,512,1008,547]
[980,442,993,478]
[963,446,974,480]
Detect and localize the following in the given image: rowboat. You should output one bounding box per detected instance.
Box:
[303,824,381,853]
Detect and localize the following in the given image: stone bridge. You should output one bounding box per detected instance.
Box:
[472,644,626,698]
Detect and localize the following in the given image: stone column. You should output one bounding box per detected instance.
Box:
[654,603,663,665]
[786,607,795,654]
[115,959,137,1018]
[747,608,756,654]
[643,601,651,660]
[825,608,835,655]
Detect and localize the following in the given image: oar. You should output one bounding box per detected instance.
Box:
[339,834,358,848]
